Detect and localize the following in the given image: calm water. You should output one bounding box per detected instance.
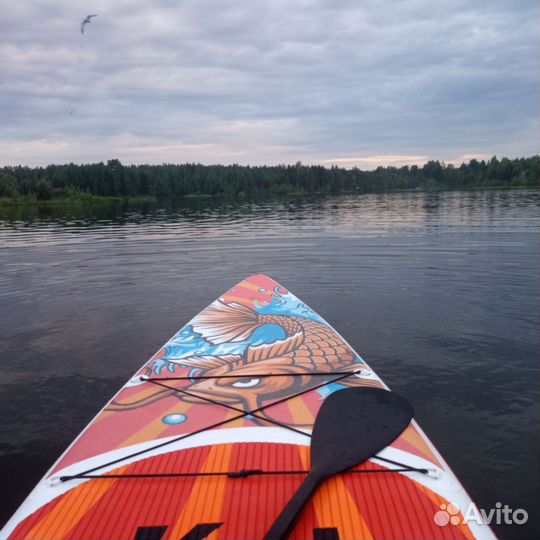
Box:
[1,190,539,539]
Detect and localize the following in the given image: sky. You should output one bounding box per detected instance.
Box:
[1,0,538,169]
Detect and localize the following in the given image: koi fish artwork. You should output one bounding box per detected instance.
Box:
[108,280,382,427]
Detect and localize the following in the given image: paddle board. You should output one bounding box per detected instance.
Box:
[1,274,496,540]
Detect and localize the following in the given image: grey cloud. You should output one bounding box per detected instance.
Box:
[0,0,538,167]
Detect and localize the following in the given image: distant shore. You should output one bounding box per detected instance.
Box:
[0,194,157,207]
[0,155,540,205]
[1,156,539,204]
[0,184,538,208]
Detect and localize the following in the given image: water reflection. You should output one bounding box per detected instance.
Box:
[1,190,538,248]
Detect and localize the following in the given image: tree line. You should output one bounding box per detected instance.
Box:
[0,155,538,200]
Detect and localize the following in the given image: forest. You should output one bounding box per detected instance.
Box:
[0,155,538,201]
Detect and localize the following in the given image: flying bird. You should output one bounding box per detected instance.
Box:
[81,14,97,34]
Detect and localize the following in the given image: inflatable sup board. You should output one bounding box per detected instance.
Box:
[1,275,496,540]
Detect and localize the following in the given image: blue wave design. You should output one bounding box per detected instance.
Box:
[155,318,289,373]
[255,291,325,323]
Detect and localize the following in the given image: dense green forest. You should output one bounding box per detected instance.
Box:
[0,155,538,201]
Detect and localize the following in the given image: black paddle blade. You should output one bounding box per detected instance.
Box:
[310,386,414,477]
[264,387,413,540]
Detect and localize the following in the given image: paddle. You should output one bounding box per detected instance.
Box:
[264,387,414,540]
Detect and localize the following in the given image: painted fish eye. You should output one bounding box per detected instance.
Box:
[231,378,261,388]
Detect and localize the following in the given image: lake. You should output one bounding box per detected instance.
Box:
[1,189,538,539]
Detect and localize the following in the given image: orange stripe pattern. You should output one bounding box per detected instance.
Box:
[10,443,474,540]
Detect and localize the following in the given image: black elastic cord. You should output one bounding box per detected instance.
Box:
[144,378,309,438]
[372,455,424,471]
[61,371,356,482]
[60,466,428,482]
[143,376,422,473]
[146,371,358,381]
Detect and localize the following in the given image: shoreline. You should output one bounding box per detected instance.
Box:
[0,195,157,207]
[0,185,537,207]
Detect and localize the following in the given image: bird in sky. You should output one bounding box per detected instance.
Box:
[81,14,97,34]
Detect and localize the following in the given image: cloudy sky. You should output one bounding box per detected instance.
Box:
[1,0,538,168]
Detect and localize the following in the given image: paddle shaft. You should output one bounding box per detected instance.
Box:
[264,470,323,540]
